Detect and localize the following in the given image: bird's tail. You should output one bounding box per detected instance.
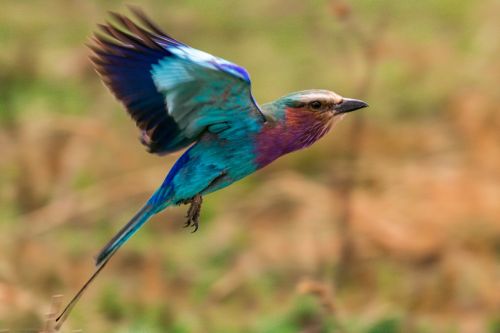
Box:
[95,204,154,266]
[55,204,156,330]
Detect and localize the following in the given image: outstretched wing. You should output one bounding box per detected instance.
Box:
[89,7,265,155]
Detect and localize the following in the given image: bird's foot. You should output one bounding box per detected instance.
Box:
[182,194,203,233]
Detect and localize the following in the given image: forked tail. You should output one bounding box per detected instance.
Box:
[55,204,155,330]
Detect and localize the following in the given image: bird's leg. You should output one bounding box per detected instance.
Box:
[182,194,203,232]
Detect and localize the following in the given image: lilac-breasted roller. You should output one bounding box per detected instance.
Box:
[55,7,367,328]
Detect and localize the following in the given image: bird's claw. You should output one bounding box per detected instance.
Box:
[183,194,202,233]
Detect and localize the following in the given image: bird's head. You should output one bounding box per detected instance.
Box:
[263,89,368,133]
[277,89,368,120]
[259,90,368,158]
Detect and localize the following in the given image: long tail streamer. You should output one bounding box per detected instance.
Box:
[55,204,154,330]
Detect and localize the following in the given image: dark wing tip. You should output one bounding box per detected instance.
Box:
[87,8,176,62]
[127,5,168,36]
[87,7,187,155]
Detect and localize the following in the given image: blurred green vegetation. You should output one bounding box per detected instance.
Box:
[1,0,499,332]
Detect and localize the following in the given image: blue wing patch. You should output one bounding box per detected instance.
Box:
[89,7,264,155]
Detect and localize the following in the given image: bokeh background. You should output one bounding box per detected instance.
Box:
[1,0,499,332]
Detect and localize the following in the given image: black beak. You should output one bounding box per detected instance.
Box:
[334,98,368,114]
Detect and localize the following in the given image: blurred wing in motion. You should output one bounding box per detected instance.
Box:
[89,7,265,155]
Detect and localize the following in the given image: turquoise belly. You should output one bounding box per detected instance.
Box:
[169,137,258,201]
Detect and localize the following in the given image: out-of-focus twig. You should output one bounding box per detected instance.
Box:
[330,0,387,285]
[297,278,348,333]
[39,295,62,333]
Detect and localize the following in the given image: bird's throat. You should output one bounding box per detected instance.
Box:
[254,108,333,168]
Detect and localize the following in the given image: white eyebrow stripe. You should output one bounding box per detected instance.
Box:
[301,93,340,103]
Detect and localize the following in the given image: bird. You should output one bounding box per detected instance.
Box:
[54,7,367,329]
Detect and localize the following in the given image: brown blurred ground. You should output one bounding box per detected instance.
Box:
[0,0,499,332]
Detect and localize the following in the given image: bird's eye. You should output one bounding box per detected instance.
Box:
[310,101,322,110]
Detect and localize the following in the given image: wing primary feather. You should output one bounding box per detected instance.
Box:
[127,5,181,44]
[99,22,149,50]
[108,12,160,50]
